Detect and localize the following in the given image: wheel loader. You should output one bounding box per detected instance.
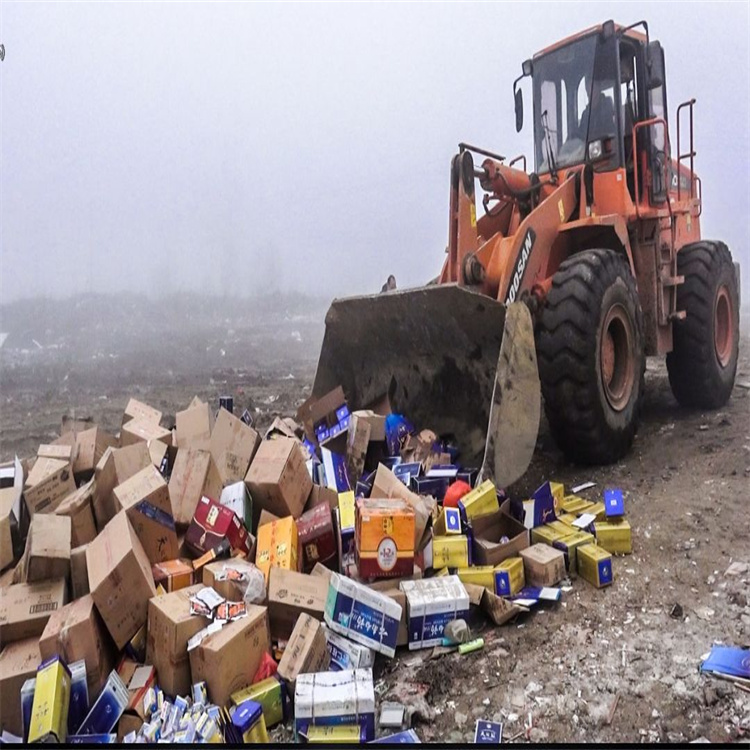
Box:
[312,20,740,488]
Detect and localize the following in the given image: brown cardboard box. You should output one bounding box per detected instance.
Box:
[0,487,20,572]
[305,484,339,513]
[146,583,205,697]
[113,465,179,563]
[267,567,328,640]
[470,501,530,566]
[210,409,261,487]
[122,398,162,427]
[188,605,271,707]
[371,465,430,549]
[93,444,152,530]
[345,414,371,484]
[16,513,71,584]
[0,578,67,647]
[175,402,214,452]
[55,479,97,547]
[38,444,74,462]
[168,449,223,527]
[24,457,76,516]
[245,438,312,519]
[519,543,566,587]
[202,558,261,601]
[0,637,41,735]
[351,410,387,442]
[117,714,144,742]
[39,594,115,694]
[258,509,280,528]
[151,559,196,593]
[61,415,95,435]
[87,511,156,649]
[380,588,409,647]
[277,613,329,690]
[148,439,169,470]
[70,544,90,599]
[72,427,116,478]
[121,419,173,448]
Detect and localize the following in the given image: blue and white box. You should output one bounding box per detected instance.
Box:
[75,670,129,736]
[474,720,503,743]
[324,573,402,658]
[323,624,375,671]
[400,576,470,650]
[604,488,624,518]
[444,507,462,534]
[68,659,89,735]
[370,729,421,743]
[294,669,376,742]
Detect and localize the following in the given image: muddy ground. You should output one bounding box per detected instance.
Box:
[1,294,748,744]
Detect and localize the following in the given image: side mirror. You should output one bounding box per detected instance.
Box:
[647,40,665,89]
[514,87,524,133]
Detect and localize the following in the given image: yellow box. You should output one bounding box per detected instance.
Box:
[256,516,299,582]
[561,496,594,514]
[587,502,606,521]
[306,725,364,743]
[553,530,595,575]
[458,479,499,520]
[531,524,566,546]
[231,676,286,729]
[557,513,578,527]
[577,543,613,588]
[546,520,571,536]
[28,656,71,743]
[455,565,495,589]
[434,567,449,577]
[550,481,565,513]
[431,535,469,568]
[594,520,632,554]
[493,557,525,596]
[338,491,356,531]
[356,498,415,578]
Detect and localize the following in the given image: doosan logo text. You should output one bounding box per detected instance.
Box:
[506,228,535,304]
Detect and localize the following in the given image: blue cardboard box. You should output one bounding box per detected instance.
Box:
[474,720,503,743]
[370,729,421,743]
[604,488,625,518]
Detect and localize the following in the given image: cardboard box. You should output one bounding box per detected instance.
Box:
[28,655,71,743]
[69,544,90,599]
[577,543,614,588]
[151,559,196,592]
[267,567,328,640]
[519,543,566,587]
[322,623,375,671]
[0,578,68,647]
[220,481,253,532]
[145,583,205,697]
[324,573,402,658]
[93,444,152,530]
[122,398,162,427]
[186,495,252,557]
[188,605,271,708]
[350,410,386,443]
[174,402,214,452]
[210,409,261,486]
[245,438,312,520]
[54,480,97,548]
[431,535,470,569]
[0,637,41,736]
[87,511,156,650]
[72,427,116,478]
[457,480,499,521]
[370,465,429,549]
[0,487,22,572]
[294,669,375,742]
[113,465,179,564]
[121,418,173,448]
[255,516,299,583]
[16,513,71,584]
[305,485,339,514]
[454,565,495,590]
[298,502,337,573]
[493,557,525,596]
[24,457,76,516]
[561,495,594,515]
[39,594,114,695]
[552,530,595,575]
[168,449,223,527]
[400,576,470,650]
[202,558,263,602]
[470,502,530,566]
[530,524,567,546]
[355,498,415,580]
[147,438,169,471]
[230,675,288,729]
[594,520,632,554]
[277,613,330,690]
[345,413,371,485]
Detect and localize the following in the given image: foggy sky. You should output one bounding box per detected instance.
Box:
[1,1,749,303]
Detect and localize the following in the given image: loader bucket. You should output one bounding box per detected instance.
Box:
[312,284,541,488]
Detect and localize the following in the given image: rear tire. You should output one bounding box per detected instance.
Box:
[537,249,645,465]
[666,241,739,407]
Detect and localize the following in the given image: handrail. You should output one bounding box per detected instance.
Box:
[676,98,697,201]
[632,117,672,221]
[509,154,527,172]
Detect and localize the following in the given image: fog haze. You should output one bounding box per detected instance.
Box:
[1,1,748,302]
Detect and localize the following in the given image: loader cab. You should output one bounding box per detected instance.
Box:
[525,21,668,204]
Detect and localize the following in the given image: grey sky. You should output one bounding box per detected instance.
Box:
[1,1,749,303]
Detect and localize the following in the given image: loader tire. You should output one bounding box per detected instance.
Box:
[537,249,645,465]
[666,241,739,408]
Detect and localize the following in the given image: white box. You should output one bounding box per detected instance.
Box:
[322,624,375,671]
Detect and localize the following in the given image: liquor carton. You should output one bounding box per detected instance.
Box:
[230,675,288,729]
[493,557,525,597]
[400,576,470,650]
[322,624,375,671]
[577,543,614,588]
[458,480,499,521]
[185,495,252,558]
[277,613,330,691]
[431,535,470,569]
[355,498,415,580]
[255,515,299,583]
[552,531,595,575]
[28,656,71,743]
[519,544,566,587]
[298,502,337,573]
[594,520,632,554]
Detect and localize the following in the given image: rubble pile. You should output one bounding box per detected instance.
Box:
[0,389,636,744]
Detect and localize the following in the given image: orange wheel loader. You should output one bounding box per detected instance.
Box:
[312,20,740,486]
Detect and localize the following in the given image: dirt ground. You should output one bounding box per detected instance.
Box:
[1,295,748,744]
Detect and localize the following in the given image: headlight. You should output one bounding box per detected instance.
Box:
[588,140,603,160]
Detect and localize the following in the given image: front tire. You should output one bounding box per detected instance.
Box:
[666,241,739,408]
[537,249,646,465]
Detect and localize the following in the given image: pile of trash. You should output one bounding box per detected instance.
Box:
[0,387,635,743]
